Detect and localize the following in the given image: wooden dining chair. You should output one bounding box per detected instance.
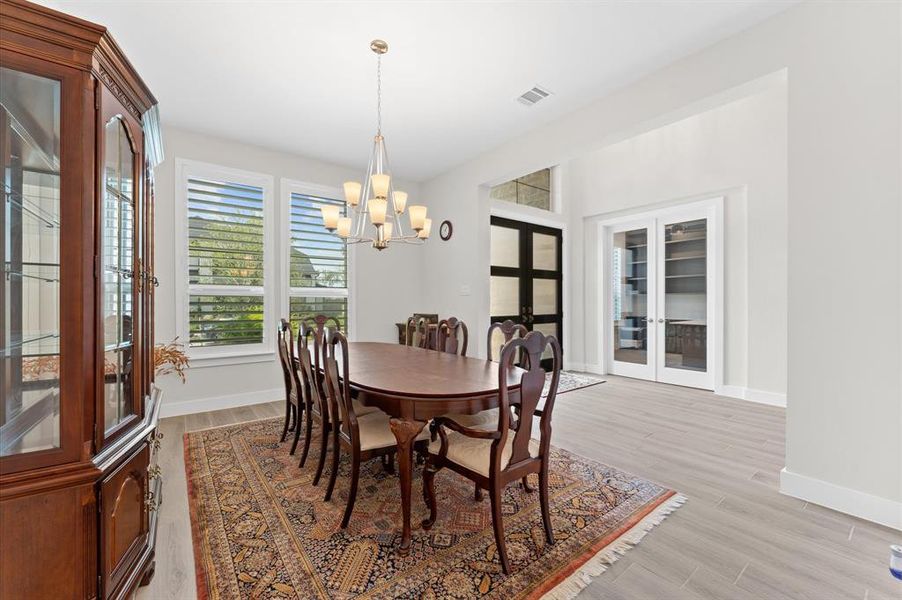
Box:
[276,319,304,455]
[297,317,379,482]
[437,316,468,356]
[487,319,528,364]
[321,328,429,527]
[405,316,430,349]
[422,330,562,574]
[448,318,530,500]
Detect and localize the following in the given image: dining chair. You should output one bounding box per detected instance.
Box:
[437,316,468,356]
[321,328,429,527]
[295,316,379,481]
[422,330,562,574]
[487,319,528,364]
[405,316,430,349]
[276,319,304,455]
[448,318,530,500]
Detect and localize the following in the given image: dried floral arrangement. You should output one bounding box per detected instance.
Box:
[154,337,190,382]
[20,339,189,383]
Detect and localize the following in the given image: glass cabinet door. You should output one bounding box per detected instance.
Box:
[0,67,62,457]
[102,117,137,435]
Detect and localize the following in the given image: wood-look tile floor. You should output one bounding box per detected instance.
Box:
[136,376,900,599]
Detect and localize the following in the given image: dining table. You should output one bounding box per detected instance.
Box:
[332,341,523,556]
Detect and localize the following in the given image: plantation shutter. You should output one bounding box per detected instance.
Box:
[288,192,348,330]
[187,177,266,347]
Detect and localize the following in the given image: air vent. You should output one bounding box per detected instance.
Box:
[516,85,552,106]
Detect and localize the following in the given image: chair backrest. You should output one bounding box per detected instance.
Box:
[405,316,430,348]
[296,321,323,416]
[486,319,528,364]
[322,328,358,441]
[302,314,341,416]
[496,331,561,472]
[437,317,468,356]
[277,319,300,407]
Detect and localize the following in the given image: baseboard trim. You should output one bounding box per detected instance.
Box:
[715,385,786,407]
[780,468,902,530]
[160,387,283,418]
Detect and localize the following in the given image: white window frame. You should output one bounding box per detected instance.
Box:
[174,158,276,364]
[280,178,356,338]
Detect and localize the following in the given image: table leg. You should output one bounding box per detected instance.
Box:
[389,417,426,556]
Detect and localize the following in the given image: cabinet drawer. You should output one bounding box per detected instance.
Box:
[100,443,150,598]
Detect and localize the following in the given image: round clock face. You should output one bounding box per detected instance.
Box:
[439,220,453,241]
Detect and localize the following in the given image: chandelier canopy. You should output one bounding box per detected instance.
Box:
[321,39,430,250]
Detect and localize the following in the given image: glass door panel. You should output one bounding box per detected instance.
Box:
[661,218,707,372]
[1,68,62,457]
[532,232,557,270]
[490,224,519,268]
[102,118,137,435]
[611,227,650,367]
[490,276,520,317]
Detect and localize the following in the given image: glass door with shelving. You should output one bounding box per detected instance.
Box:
[0,67,62,459]
[656,215,711,388]
[101,114,140,441]
[609,219,656,380]
[605,203,717,390]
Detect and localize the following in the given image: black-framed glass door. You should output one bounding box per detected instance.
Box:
[489,216,562,368]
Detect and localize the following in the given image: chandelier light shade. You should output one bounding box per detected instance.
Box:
[322,39,429,250]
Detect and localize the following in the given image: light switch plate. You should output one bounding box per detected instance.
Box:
[460,284,471,296]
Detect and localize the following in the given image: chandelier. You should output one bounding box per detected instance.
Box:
[320,39,430,250]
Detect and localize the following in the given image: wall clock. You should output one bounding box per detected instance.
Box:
[439,220,453,241]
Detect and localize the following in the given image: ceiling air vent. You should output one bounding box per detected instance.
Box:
[516,85,552,106]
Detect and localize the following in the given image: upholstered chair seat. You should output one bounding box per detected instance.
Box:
[428,428,539,477]
[352,411,429,452]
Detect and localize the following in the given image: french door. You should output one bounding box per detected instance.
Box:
[490,216,562,368]
[606,202,718,389]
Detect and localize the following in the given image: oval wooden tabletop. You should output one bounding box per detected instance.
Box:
[343,342,522,399]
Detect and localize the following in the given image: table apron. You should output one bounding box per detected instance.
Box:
[354,389,519,421]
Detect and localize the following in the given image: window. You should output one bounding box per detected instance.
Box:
[489,168,552,211]
[176,160,274,357]
[286,186,349,331]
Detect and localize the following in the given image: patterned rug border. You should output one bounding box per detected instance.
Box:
[183,418,684,600]
[536,491,685,599]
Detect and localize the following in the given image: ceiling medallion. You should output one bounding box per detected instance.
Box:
[320,39,431,250]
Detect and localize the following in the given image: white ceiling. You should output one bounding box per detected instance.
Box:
[38,1,794,181]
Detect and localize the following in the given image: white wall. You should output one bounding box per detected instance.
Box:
[419,1,901,527]
[154,127,424,415]
[575,81,787,398]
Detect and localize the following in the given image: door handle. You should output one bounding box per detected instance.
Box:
[658,318,664,323]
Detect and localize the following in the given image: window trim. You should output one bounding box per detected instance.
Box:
[174,158,276,362]
[280,178,356,339]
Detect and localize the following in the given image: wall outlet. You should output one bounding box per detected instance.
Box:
[460,284,471,296]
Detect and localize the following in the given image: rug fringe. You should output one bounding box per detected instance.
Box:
[541,493,688,600]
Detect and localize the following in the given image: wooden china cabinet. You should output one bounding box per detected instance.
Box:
[0,1,163,598]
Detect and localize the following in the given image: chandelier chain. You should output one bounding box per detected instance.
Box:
[376,54,382,135]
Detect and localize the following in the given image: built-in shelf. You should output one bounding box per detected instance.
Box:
[665,235,706,244]
[665,255,705,262]
[665,274,705,279]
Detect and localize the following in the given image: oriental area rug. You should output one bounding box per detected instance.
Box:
[185,417,683,599]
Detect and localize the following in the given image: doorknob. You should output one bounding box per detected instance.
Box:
[658,318,664,323]
[645,317,653,323]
